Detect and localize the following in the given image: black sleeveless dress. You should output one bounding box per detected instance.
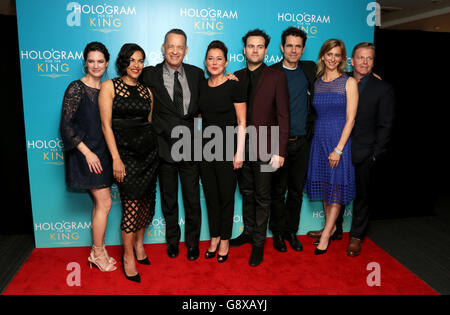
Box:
[111,78,158,233]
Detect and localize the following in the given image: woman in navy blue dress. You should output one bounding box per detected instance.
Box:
[305,39,358,255]
[60,42,116,271]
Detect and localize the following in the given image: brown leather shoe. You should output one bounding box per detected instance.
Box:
[347,237,362,257]
[306,229,323,239]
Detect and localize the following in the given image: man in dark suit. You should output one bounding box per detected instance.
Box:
[269,27,316,253]
[229,29,290,266]
[347,42,395,256]
[140,29,204,261]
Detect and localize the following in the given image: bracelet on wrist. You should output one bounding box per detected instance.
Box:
[334,148,343,155]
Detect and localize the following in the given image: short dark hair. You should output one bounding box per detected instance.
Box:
[115,43,145,76]
[164,28,187,46]
[205,40,228,60]
[281,27,307,47]
[242,29,271,48]
[83,41,110,62]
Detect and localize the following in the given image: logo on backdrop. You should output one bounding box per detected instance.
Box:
[21,49,83,79]
[228,52,283,68]
[27,138,65,166]
[35,220,90,245]
[180,7,238,35]
[66,1,137,33]
[277,11,332,39]
[312,207,353,230]
[146,217,167,243]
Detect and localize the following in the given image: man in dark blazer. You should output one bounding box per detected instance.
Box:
[269,27,317,253]
[229,29,290,267]
[140,29,204,261]
[347,42,395,256]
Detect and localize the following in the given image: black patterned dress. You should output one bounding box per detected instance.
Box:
[111,78,158,233]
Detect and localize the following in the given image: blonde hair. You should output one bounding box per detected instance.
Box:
[316,39,347,78]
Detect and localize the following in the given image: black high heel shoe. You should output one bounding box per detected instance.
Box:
[205,240,220,259]
[133,249,151,265]
[205,249,217,259]
[122,256,141,283]
[217,241,229,263]
[314,234,337,255]
[313,230,338,245]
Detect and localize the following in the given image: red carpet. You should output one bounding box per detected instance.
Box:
[3,234,437,295]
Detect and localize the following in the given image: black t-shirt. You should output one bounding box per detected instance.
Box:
[199,79,245,128]
[198,79,246,159]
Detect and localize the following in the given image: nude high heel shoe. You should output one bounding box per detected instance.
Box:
[88,245,117,272]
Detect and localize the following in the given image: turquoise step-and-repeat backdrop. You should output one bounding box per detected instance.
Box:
[16,0,375,248]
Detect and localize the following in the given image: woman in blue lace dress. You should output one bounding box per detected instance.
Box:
[305,39,358,255]
[60,42,116,272]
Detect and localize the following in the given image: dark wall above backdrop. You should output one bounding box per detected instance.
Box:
[370,27,448,219]
[0,14,33,235]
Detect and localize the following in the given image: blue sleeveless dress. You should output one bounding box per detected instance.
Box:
[305,74,355,205]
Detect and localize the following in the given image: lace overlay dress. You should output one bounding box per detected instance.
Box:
[111,78,158,233]
[305,74,355,205]
[60,80,113,189]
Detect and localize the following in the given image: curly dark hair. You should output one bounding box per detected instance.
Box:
[83,41,110,62]
[242,29,271,48]
[115,43,146,76]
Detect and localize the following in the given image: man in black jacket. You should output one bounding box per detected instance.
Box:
[346,42,395,256]
[269,27,317,252]
[140,29,204,261]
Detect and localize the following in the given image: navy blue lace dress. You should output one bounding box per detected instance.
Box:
[305,74,355,205]
[60,80,113,190]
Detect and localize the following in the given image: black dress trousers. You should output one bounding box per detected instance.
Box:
[200,160,237,240]
[270,135,310,234]
[349,157,374,239]
[158,159,202,248]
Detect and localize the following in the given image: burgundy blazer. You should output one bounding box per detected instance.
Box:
[235,65,290,159]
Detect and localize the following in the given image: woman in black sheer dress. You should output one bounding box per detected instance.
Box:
[60,42,116,272]
[99,44,158,283]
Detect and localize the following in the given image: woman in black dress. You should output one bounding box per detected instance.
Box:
[60,42,116,272]
[199,41,246,262]
[99,44,158,283]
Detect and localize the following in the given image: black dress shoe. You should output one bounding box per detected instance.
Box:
[167,244,179,258]
[229,233,252,247]
[249,246,264,267]
[187,246,200,261]
[283,232,303,251]
[272,234,287,252]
